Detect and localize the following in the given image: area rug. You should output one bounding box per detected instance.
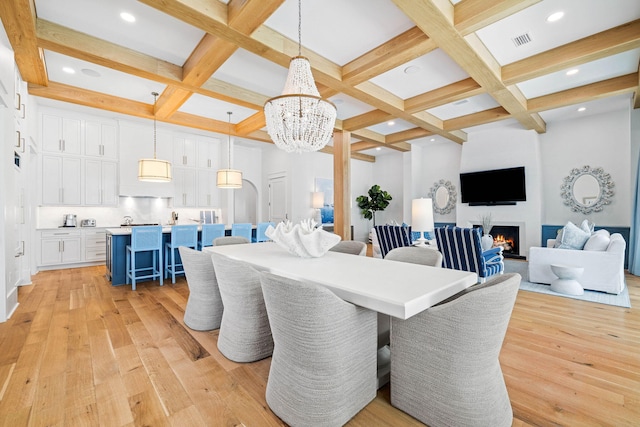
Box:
[503,260,631,308]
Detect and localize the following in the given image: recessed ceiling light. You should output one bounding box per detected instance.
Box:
[376,147,382,151]
[387,121,395,126]
[120,12,136,22]
[404,65,421,75]
[566,69,579,76]
[546,11,564,22]
[81,68,101,78]
[577,107,586,112]
[62,67,75,74]
[430,138,435,142]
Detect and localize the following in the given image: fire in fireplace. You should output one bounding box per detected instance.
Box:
[489,225,521,259]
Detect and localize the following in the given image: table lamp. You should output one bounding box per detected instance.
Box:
[412,198,434,247]
[312,191,324,224]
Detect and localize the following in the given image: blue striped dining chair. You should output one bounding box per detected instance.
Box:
[374,225,413,258]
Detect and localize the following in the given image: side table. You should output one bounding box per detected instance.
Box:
[550,264,585,295]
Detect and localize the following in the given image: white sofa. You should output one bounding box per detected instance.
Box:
[528,233,626,294]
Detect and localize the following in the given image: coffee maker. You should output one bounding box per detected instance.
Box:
[63,214,77,227]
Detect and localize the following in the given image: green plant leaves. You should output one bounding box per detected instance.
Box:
[356,185,392,226]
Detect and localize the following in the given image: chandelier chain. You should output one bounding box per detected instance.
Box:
[298,0,302,56]
[227,111,232,168]
[152,91,158,159]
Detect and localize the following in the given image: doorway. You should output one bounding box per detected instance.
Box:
[268,173,288,223]
[233,179,258,224]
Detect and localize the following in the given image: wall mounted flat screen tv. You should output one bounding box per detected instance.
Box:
[460,166,526,206]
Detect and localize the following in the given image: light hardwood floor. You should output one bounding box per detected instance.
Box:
[0,264,638,426]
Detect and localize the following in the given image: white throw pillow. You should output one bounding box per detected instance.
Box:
[557,221,591,250]
[580,219,595,234]
[583,229,611,251]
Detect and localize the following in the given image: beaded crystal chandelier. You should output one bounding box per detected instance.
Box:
[264,0,336,153]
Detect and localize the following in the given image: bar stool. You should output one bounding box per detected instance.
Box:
[255,221,274,242]
[126,225,163,291]
[231,223,252,242]
[198,223,225,250]
[164,225,198,284]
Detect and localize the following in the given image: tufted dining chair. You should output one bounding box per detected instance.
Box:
[390,273,521,427]
[328,240,367,256]
[260,271,377,427]
[178,246,223,331]
[211,253,273,362]
[213,236,250,246]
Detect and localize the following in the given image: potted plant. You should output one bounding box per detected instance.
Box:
[356,185,392,227]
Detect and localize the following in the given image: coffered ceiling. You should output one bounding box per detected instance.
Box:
[1,0,639,162]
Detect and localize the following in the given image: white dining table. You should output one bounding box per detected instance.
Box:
[204,242,477,319]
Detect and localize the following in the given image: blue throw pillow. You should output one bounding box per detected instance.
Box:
[557,221,590,250]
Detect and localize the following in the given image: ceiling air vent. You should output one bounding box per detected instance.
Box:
[453,99,469,106]
[511,32,532,47]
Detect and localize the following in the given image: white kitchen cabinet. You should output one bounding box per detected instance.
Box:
[173,136,196,168]
[173,167,197,207]
[85,121,117,158]
[197,169,218,207]
[197,136,219,169]
[40,230,82,265]
[84,159,118,206]
[84,229,107,262]
[42,155,81,205]
[42,114,81,154]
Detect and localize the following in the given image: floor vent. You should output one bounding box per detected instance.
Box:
[511,32,532,47]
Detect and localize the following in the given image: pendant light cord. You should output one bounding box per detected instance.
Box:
[227,111,232,168]
[298,0,302,56]
[152,91,158,160]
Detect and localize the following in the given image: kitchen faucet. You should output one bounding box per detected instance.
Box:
[123,215,133,226]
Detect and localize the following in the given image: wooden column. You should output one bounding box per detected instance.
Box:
[333,130,351,240]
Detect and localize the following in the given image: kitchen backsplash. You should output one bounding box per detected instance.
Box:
[37,197,222,229]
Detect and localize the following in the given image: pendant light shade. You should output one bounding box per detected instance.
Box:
[217,111,243,189]
[139,92,172,182]
[264,0,336,153]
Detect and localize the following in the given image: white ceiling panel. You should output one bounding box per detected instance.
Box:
[329,95,375,120]
[263,0,415,66]
[44,50,166,103]
[179,93,257,123]
[517,49,640,98]
[538,93,631,124]
[427,94,500,121]
[36,0,204,66]
[476,0,640,65]
[369,49,469,99]
[368,119,415,136]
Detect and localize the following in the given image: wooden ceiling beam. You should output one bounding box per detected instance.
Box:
[454,0,542,36]
[404,77,483,113]
[320,145,376,163]
[342,110,394,131]
[527,73,638,112]
[0,0,48,85]
[502,19,640,85]
[228,0,286,35]
[350,141,381,152]
[342,27,437,86]
[634,61,640,109]
[443,107,511,132]
[236,111,265,135]
[392,0,545,133]
[385,128,433,144]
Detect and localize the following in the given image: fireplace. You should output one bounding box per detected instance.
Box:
[490,225,523,259]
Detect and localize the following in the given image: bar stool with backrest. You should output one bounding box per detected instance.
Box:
[255,221,274,242]
[231,223,253,242]
[198,223,225,250]
[126,225,163,291]
[164,225,198,284]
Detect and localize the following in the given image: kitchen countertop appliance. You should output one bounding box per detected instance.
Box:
[81,219,96,227]
[63,214,77,227]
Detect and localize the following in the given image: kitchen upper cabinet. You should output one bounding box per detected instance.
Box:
[173,136,196,168]
[173,168,197,207]
[85,121,117,158]
[42,114,81,155]
[197,169,218,207]
[197,136,220,169]
[84,159,118,206]
[39,230,82,266]
[119,124,174,197]
[42,155,81,205]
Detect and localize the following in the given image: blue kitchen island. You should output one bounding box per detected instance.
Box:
[106,225,255,286]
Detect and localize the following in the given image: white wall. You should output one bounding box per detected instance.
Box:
[416,140,462,224]
[539,109,631,227]
[370,152,404,225]
[458,129,543,256]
